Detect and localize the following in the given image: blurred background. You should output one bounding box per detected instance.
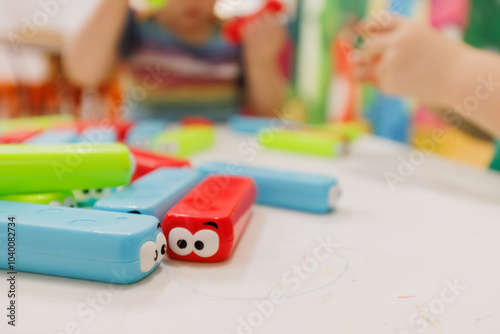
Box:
[0,0,497,168]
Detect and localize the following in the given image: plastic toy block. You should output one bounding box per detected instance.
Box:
[24,129,80,144]
[0,201,166,283]
[181,116,214,127]
[197,161,340,214]
[129,147,191,182]
[0,115,74,133]
[0,129,42,144]
[70,119,134,142]
[94,168,203,220]
[0,192,76,207]
[126,120,169,149]
[162,175,256,262]
[259,129,348,157]
[152,127,215,157]
[223,0,284,44]
[0,143,133,195]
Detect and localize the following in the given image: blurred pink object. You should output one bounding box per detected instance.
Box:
[430,0,469,29]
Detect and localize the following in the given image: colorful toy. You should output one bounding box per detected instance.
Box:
[129,147,191,182]
[152,126,215,158]
[259,129,348,157]
[0,192,76,207]
[0,201,166,283]
[0,143,133,195]
[126,119,169,149]
[293,0,337,124]
[197,161,340,214]
[0,115,74,133]
[0,129,42,144]
[24,129,80,144]
[94,168,202,220]
[162,175,256,262]
[222,0,284,44]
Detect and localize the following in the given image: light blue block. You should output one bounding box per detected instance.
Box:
[228,115,298,134]
[93,168,202,219]
[0,201,165,284]
[24,129,79,144]
[197,162,340,214]
[79,126,117,143]
[126,120,169,149]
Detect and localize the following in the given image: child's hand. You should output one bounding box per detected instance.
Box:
[352,16,471,106]
[242,13,287,66]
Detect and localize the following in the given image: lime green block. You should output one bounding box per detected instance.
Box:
[317,122,366,141]
[259,130,345,157]
[153,126,215,158]
[0,115,75,133]
[0,143,132,195]
[0,192,75,206]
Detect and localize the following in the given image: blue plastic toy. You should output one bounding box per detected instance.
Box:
[79,126,117,144]
[24,129,79,144]
[228,115,298,134]
[93,168,203,219]
[196,161,340,214]
[126,120,169,149]
[0,201,166,284]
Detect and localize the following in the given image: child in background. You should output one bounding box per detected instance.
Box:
[353,15,500,140]
[62,0,289,121]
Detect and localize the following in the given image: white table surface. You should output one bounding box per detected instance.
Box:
[3,127,500,334]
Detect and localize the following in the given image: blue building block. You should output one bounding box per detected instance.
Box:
[126,120,169,149]
[24,129,79,144]
[93,168,202,219]
[197,161,340,214]
[0,201,165,283]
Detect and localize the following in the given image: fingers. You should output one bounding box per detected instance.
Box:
[355,14,404,36]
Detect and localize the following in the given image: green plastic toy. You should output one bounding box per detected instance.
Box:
[0,115,74,133]
[0,143,133,195]
[0,192,76,207]
[259,129,347,157]
[152,126,215,158]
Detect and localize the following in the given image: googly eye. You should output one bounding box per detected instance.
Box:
[72,189,92,203]
[155,232,167,263]
[168,228,193,256]
[49,200,62,206]
[139,241,157,273]
[90,188,111,200]
[63,196,76,208]
[192,229,219,258]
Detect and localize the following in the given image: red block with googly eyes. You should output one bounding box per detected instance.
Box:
[162,175,257,262]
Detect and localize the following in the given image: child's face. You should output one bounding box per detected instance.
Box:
[163,0,217,26]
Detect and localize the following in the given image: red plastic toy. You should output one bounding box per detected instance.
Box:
[162,175,256,262]
[223,0,284,44]
[129,147,191,182]
[0,129,43,144]
[55,119,135,142]
[180,116,215,127]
